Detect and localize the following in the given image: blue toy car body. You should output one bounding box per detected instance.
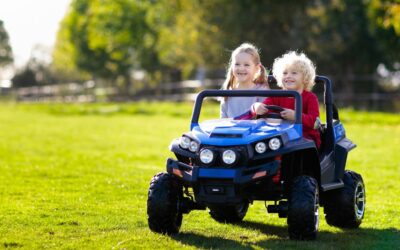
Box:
[147,76,365,240]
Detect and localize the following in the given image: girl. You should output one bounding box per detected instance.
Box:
[220,43,269,118]
[251,51,321,148]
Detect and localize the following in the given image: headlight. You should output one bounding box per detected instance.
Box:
[268,138,281,150]
[189,141,199,152]
[222,150,236,164]
[200,149,214,164]
[179,136,190,149]
[255,142,267,154]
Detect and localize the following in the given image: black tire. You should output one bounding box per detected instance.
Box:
[209,202,249,223]
[287,175,319,240]
[324,170,365,228]
[147,172,183,234]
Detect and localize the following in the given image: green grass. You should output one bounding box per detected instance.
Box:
[0,102,399,249]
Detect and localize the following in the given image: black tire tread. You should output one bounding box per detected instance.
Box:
[147,172,182,234]
[288,175,319,240]
[324,170,365,228]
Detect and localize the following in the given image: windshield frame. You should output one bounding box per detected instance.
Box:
[191,89,302,130]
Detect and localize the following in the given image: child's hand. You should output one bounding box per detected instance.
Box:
[253,102,268,115]
[280,109,295,121]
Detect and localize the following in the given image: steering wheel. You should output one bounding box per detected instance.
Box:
[256,105,285,119]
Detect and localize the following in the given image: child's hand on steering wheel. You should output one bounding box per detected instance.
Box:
[280,109,295,121]
[253,102,268,115]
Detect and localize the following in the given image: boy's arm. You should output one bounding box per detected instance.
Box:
[250,98,273,116]
[302,94,320,130]
[236,98,272,120]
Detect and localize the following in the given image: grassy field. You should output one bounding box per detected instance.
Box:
[0,102,399,249]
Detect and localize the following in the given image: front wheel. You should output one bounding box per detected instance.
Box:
[147,172,183,234]
[287,176,319,240]
[209,202,249,223]
[324,170,365,228]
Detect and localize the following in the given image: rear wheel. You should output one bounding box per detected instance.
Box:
[324,170,365,228]
[147,172,183,234]
[209,202,249,223]
[288,176,319,240]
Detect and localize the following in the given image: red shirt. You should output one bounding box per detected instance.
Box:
[259,90,321,148]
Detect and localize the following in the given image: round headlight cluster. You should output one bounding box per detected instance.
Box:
[268,138,281,151]
[199,148,237,165]
[179,137,190,149]
[222,150,237,165]
[254,138,282,153]
[179,136,199,152]
[189,141,199,152]
[255,142,267,154]
[200,149,214,164]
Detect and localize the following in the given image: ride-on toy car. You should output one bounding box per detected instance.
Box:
[147,76,365,240]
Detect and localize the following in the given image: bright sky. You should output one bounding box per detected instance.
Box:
[0,0,71,68]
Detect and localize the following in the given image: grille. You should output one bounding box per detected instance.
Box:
[210,133,243,138]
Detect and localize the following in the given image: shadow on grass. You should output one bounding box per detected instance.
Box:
[171,222,288,249]
[171,220,400,250]
[172,232,254,250]
[238,220,288,238]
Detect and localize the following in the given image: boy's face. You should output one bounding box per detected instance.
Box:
[281,66,305,92]
[232,52,259,84]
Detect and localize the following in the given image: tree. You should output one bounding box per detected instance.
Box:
[13,45,59,87]
[149,0,311,78]
[52,6,91,84]
[305,0,383,96]
[204,0,311,67]
[146,0,223,78]
[54,1,315,84]
[0,20,13,67]
[11,67,37,87]
[52,0,399,99]
[366,0,400,69]
[53,0,158,93]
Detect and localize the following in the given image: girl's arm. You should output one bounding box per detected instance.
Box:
[220,100,228,118]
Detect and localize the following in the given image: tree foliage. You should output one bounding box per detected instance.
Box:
[147,0,312,76]
[366,0,400,69]
[52,0,400,93]
[53,0,155,88]
[13,48,56,88]
[0,20,13,67]
[204,0,312,66]
[304,0,383,94]
[146,0,223,77]
[12,66,37,87]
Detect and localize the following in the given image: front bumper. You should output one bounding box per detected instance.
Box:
[167,158,279,184]
[166,158,280,204]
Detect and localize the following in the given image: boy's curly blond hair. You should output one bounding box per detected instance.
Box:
[272,51,316,91]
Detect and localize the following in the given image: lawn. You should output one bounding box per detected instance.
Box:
[0,102,399,249]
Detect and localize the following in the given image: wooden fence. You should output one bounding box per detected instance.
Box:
[5,79,400,112]
[11,79,223,102]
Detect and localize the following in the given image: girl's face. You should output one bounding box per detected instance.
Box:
[281,66,305,92]
[232,52,259,85]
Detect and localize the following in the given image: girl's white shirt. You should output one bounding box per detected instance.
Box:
[220,83,268,118]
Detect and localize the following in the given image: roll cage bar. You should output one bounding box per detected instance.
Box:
[192,90,302,124]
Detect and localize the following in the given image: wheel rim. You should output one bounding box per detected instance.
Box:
[354,182,365,220]
[314,193,319,230]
